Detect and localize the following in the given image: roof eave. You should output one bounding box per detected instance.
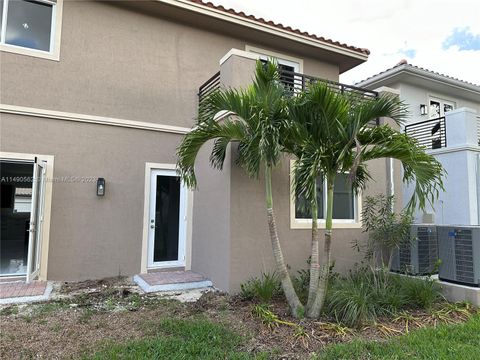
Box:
[358,65,480,94]
[156,0,369,66]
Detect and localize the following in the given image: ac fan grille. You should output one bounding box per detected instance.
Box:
[454,230,474,283]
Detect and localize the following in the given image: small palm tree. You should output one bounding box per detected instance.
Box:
[177,61,304,317]
[286,82,445,318]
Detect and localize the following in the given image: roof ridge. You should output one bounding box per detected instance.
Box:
[358,60,480,87]
[186,0,370,56]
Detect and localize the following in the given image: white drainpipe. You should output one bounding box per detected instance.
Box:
[477,154,480,225]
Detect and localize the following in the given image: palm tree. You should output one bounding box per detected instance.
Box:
[286,82,444,318]
[176,61,304,317]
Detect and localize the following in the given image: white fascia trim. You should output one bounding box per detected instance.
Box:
[156,0,368,62]
[358,65,480,95]
[0,104,191,134]
[220,48,259,65]
[427,145,480,155]
[374,86,400,95]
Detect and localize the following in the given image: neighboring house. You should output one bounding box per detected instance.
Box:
[0,0,396,292]
[357,61,480,226]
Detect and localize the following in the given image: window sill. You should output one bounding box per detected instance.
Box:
[290,219,362,229]
[0,44,59,61]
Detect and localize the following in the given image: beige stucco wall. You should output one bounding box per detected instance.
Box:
[0,1,357,284]
[0,114,183,281]
[0,1,338,128]
[228,155,389,292]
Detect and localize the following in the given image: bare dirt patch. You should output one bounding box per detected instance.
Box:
[0,277,476,359]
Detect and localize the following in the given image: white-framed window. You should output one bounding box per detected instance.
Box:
[429,97,455,119]
[290,163,362,229]
[0,0,63,60]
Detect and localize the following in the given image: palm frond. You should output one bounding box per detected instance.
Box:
[359,126,445,211]
[176,119,247,188]
[177,59,290,188]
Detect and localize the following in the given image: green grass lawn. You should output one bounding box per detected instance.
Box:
[318,314,480,360]
[87,318,268,360]
[87,314,479,360]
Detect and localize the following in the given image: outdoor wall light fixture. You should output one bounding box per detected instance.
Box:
[420,104,427,116]
[97,178,106,196]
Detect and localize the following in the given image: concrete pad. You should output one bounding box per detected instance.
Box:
[439,280,480,306]
[0,282,53,305]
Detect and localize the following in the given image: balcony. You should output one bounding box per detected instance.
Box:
[198,68,378,123]
[277,68,378,101]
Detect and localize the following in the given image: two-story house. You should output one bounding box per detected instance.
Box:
[0,0,396,293]
[357,61,480,227]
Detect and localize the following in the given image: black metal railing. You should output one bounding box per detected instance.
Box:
[198,71,220,120]
[279,68,379,126]
[197,68,378,123]
[404,117,447,150]
[198,71,220,100]
[278,68,378,101]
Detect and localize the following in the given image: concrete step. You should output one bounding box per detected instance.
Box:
[133,270,213,293]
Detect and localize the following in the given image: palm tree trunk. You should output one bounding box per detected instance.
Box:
[308,175,334,319]
[306,185,320,312]
[265,165,304,318]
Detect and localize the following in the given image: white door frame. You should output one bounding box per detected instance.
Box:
[0,152,54,281]
[140,163,192,272]
[26,160,47,282]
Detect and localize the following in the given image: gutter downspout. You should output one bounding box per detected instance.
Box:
[477,154,480,225]
[388,157,394,209]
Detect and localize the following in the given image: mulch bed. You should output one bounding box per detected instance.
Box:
[0,277,476,359]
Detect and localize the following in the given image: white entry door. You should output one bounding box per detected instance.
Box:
[147,169,187,268]
[26,160,46,282]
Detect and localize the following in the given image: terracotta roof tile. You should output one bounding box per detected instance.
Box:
[358,60,480,87]
[186,0,370,56]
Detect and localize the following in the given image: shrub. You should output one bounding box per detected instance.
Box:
[239,272,281,303]
[239,279,257,301]
[355,194,412,270]
[399,276,443,309]
[326,275,377,327]
[325,268,443,327]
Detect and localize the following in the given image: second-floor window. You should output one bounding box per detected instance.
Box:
[429,97,455,119]
[0,0,57,53]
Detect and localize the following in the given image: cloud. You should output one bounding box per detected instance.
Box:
[211,0,480,85]
[400,48,416,58]
[442,27,480,51]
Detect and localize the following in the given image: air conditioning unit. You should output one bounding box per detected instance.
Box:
[438,226,480,287]
[391,225,438,275]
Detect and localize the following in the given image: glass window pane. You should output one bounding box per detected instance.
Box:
[5,0,53,52]
[295,176,324,219]
[332,174,355,219]
[13,187,32,213]
[444,104,454,113]
[429,100,440,119]
[153,175,180,262]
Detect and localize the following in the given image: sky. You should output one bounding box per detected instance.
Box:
[210,0,480,86]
